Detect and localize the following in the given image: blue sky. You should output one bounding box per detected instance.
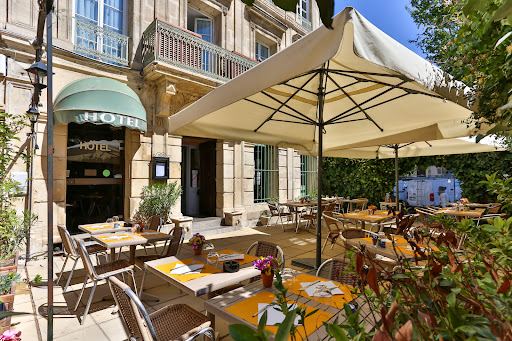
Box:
[334,0,425,57]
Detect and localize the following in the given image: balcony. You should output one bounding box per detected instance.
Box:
[301,18,312,31]
[142,19,257,82]
[74,17,129,66]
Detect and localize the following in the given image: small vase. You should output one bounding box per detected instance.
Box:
[194,248,203,256]
[261,271,274,288]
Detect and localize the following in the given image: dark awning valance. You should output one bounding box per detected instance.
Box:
[54,77,147,132]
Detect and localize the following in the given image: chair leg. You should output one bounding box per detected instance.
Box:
[63,258,79,293]
[81,280,98,325]
[56,254,70,285]
[279,215,285,231]
[129,270,138,295]
[138,268,147,297]
[321,236,329,253]
[74,275,89,311]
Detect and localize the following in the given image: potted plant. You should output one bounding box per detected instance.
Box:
[259,210,271,226]
[189,233,206,255]
[253,256,279,287]
[0,272,21,332]
[0,329,22,340]
[133,182,182,228]
[368,204,377,214]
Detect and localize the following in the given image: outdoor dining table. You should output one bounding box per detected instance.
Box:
[204,271,376,340]
[434,208,483,220]
[345,237,440,261]
[448,202,491,209]
[91,230,171,264]
[337,198,366,212]
[142,249,262,329]
[283,199,334,231]
[78,221,132,235]
[334,210,393,230]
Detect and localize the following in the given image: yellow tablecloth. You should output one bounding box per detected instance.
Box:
[200,249,259,266]
[97,234,135,243]
[225,290,333,341]
[83,224,111,230]
[155,258,221,282]
[284,274,358,309]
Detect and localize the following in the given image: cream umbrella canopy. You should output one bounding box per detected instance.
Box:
[321,139,505,209]
[169,7,486,268]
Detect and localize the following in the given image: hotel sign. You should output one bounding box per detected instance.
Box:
[54,110,147,132]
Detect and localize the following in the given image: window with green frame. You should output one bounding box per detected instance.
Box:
[254,144,278,203]
[300,155,317,197]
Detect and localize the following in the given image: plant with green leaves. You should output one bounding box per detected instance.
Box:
[133,182,182,225]
[0,273,20,295]
[482,172,512,213]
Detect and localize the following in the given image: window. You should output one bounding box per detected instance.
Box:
[74,0,127,65]
[297,0,309,20]
[254,144,278,203]
[300,155,317,197]
[255,41,270,62]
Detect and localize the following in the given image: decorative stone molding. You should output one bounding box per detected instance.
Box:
[156,77,177,118]
[222,5,228,16]
[169,92,200,116]
[250,22,256,31]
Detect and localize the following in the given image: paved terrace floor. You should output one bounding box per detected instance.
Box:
[12,222,352,341]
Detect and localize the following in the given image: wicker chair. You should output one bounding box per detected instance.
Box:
[321,214,347,253]
[247,241,285,270]
[339,228,369,251]
[136,226,184,296]
[266,202,293,231]
[56,225,107,293]
[108,277,214,341]
[487,203,502,214]
[73,237,137,325]
[315,258,358,287]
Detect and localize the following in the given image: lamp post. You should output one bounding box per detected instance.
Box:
[25,106,40,263]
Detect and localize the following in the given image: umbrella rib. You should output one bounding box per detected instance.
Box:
[324,80,360,96]
[326,73,384,132]
[325,80,408,125]
[280,83,319,96]
[254,71,319,132]
[328,70,443,99]
[269,118,318,125]
[328,93,409,125]
[260,91,317,124]
[326,68,411,80]
[245,98,315,125]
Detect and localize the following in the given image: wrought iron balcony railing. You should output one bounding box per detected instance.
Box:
[142,19,257,82]
[74,17,129,66]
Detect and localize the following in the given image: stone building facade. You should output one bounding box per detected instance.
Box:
[0,0,320,254]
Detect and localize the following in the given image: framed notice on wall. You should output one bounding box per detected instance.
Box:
[152,157,169,180]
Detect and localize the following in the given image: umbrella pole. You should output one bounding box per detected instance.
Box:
[316,67,327,269]
[395,145,399,211]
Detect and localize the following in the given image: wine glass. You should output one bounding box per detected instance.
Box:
[281,268,297,286]
[106,218,113,223]
[206,251,220,268]
[112,216,119,222]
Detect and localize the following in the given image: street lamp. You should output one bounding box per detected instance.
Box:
[26,61,48,90]
[27,106,40,127]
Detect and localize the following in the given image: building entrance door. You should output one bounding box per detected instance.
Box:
[182,138,216,217]
[65,123,125,233]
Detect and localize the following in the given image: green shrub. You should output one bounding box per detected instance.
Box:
[133,182,182,224]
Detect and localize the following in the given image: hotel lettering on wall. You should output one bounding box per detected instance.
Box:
[79,111,143,130]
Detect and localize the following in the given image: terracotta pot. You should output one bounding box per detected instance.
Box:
[0,252,19,273]
[194,248,203,256]
[0,281,16,333]
[261,272,274,288]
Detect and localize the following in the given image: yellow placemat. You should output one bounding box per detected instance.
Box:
[396,245,439,256]
[135,231,168,238]
[97,234,135,243]
[284,274,358,309]
[200,249,259,266]
[225,290,333,341]
[362,237,408,245]
[83,224,111,230]
[155,258,221,282]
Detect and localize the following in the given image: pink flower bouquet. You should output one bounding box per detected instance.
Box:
[0,330,21,341]
[253,255,278,276]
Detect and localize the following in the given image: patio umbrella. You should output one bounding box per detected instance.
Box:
[169,7,488,268]
[321,139,506,209]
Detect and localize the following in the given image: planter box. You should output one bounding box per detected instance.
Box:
[225,211,243,226]
[0,280,16,333]
[0,253,19,273]
[260,216,271,226]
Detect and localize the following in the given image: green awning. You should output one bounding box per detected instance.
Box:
[54,77,147,132]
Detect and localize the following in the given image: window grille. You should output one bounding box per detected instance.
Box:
[300,155,317,197]
[254,144,278,203]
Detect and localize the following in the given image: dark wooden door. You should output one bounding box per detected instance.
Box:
[199,140,217,216]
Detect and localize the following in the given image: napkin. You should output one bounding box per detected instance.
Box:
[83,241,101,247]
[375,254,396,262]
[138,231,160,236]
[301,281,344,297]
[104,235,129,240]
[406,246,432,252]
[257,303,300,326]
[170,263,204,275]
[217,253,245,262]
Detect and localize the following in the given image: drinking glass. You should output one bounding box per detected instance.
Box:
[204,243,215,251]
[313,284,332,297]
[106,218,113,223]
[112,216,119,222]
[281,268,297,285]
[206,251,220,268]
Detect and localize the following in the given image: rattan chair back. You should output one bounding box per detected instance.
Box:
[316,258,358,287]
[267,202,280,217]
[323,202,336,214]
[164,226,184,257]
[355,198,368,210]
[147,215,161,231]
[322,214,344,233]
[58,225,78,258]
[247,241,285,269]
[74,237,99,280]
[487,203,501,214]
[108,276,155,340]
